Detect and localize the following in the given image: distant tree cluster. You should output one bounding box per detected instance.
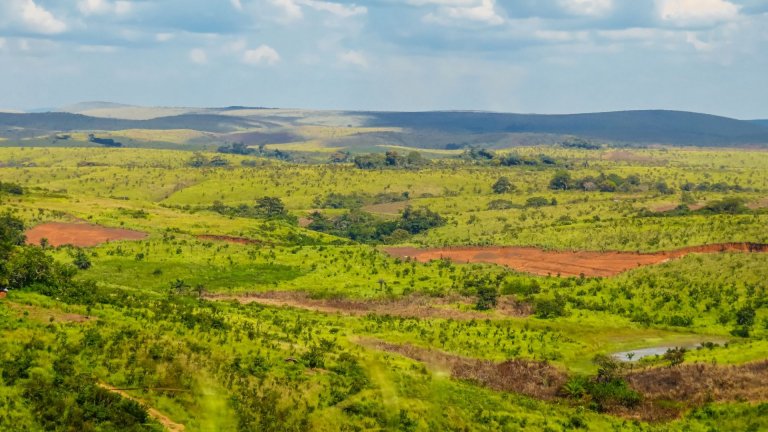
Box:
[559,137,601,150]
[461,147,559,167]
[352,151,427,170]
[188,152,230,167]
[312,191,409,209]
[641,197,752,217]
[307,205,444,243]
[680,181,748,192]
[549,171,670,194]
[209,197,297,224]
[217,142,293,161]
[0,181,23,195]
[87,134,122,147]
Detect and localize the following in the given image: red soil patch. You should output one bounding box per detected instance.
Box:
[383,243,768,278]
[207,291,531,319]
[25,222,147,247]
[196,234,263,245]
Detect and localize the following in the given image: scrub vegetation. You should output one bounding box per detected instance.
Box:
[1,144,768,431]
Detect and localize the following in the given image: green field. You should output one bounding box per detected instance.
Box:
[2,145,768,431]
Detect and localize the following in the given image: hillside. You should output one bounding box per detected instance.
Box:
[361,110,768,146]
[2,107,768,148]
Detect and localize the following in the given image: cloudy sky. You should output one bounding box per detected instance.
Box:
[0,0,766,118]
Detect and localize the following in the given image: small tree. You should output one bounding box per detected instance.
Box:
[475,285,499,311]
[72,249,92,270]
[664,347,686,367]
[549,171,573,190]
[492,177,514,194]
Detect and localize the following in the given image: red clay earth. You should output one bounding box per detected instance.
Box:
[383,243,768,277]
[25,222,147,247]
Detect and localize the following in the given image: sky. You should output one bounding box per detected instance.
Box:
[0,0,767,118]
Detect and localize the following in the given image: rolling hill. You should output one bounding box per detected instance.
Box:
[361,110,768,147]
[2,106,767,149]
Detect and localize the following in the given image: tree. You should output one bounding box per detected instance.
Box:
[664,347,686,367]
[549,171,573,190]
[255,197,287,218]
[475,285,499,310]
[72,249,92,270]
[525,196,550,208]
[492,177,514,194]
[0,212,25,260]
[399,206,444,234]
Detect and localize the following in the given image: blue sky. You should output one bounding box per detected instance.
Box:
[0,0,767,118]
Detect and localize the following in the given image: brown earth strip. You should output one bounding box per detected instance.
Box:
[362,338,768,422]
[383,242,768,277]
[206,291,531,319]
[626,360,768,406]
[98,383,185,432]
[25,222,147,247]
[5,302,95,323]
[358,338,566,400]
[650,202,704,212]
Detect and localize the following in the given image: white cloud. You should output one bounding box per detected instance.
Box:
[114,1,132,15]
[271,0,303,21]
[338,50,368,68]
[16,0,67,34]
[155,33,174,42]
[303,0,367,18]
[231,0,243,11]
[685,32,712,51]
[78,0,132,16]
[422,0,504,26]
[657,0,740,26]
[189,48,208,64]
[78,0,109,15]
[559,0,613,17]
[0,38,6,50]
[243,44,281,65]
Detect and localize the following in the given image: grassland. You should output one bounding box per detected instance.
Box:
[1,145,768,431]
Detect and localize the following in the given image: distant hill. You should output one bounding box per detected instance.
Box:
[58,101,134,113]
[0,112,261,135]
[361,110,768,147]
[2,107,767,148]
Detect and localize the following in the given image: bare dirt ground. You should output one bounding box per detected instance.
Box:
[25,222,147,247]
[383,243,768,277]
[362,338,768,422]
[626,360,768,405]
[358,338,566,400]
[5,302,95,323]
[362,201,410,215]
[98,383,185,432]
[650,202,705,212]
[748,196,768,210]
[207,291,531,319]
[195,234,263,245]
